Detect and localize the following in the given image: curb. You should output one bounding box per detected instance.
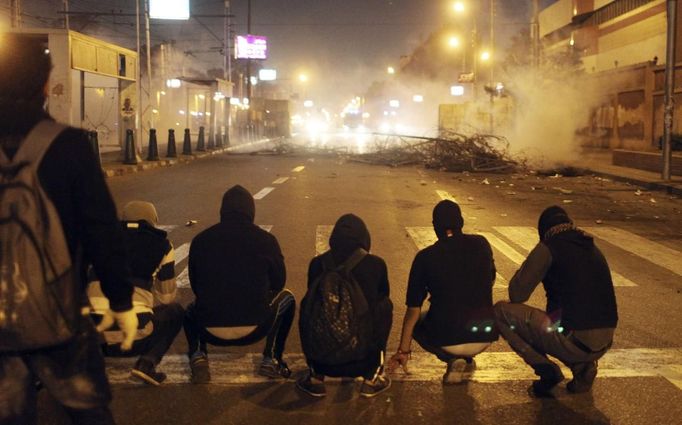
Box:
[101,138,281,178]
[577,167,682,196]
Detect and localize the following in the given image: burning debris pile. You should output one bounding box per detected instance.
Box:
[349,131,522,173]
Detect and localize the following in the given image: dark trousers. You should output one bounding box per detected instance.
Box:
[309,297,393,380]
[494,301,610,379]
[0,318,115,425]
[102,303,184,365]
[184,289,295,361]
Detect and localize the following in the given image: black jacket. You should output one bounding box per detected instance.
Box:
[188,186,286,326]
[406,232,498,345]
[1,119,133,312]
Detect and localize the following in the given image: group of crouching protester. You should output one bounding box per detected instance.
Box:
[0,33,617,424]
[91,186,618,402]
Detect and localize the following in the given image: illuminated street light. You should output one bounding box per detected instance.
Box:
[451,85,465,96]
[298,73,308,83]
[412,94,424,103]
[389,99,400,108]
[480,51,491,61]
[387,66,395,75]
[303,100,314,108]
[453,1,465,13]
[448,36,460,48]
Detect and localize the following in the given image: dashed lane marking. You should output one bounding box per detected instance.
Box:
[272,177,289,184]
[405,227,508,288]
[584,227,682,277]
[494,226,638,287]
[176,225,273,288]
[292,166,305,172]
[105,348,682,389]
[253,187,275,200]
[315,225,334,255]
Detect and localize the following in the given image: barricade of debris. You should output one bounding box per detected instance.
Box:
[348,130,522,173]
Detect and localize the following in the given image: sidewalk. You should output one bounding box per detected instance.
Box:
[574,148,682,196]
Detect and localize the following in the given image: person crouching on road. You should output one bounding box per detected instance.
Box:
[389,200,498,384]
[183,185,295,383]
[494,206,618,397]
[88,201,185,386]
[297,214,393,398]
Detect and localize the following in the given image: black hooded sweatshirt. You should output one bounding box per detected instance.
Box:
[307,214,390,318]
[188,185,286,326]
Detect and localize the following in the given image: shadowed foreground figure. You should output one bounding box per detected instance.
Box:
[389,200,498,384]
[183,185,295,383]
[495,206,618,397]
[0,33,136,424]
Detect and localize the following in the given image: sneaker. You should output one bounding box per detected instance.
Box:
[443,358,468,385]
[131,359,167,386]
[529,365,565,398]
[190,353,211,384]
[296,371,326,398]
[567,361,598,394]
[359,374,391,398]
[464,358,477,377]
[258,357,292,379]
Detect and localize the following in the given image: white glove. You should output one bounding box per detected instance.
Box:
[96,309,139,351]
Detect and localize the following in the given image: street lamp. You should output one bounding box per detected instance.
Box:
[480,50,490,61]
[448,36,460,48]
[298,73,308,83]
[452,1,465,13]
[387,66,395,75]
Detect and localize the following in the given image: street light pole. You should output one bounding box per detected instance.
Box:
[144,0,153,130]
[662,0,678,181]
[10,0,21,28]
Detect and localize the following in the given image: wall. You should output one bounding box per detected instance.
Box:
[539,0,574,38]
[47,33,72,126]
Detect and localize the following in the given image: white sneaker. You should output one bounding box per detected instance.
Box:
[443,358,467,385]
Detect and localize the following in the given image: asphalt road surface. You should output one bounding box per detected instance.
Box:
[38,136,682,425]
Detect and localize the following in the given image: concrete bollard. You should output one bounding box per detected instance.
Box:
[123,129,138,165]
[147,129,159,161]
[196,126,206,152]
[166,129,177,158]
[182,128,192,155]
[207,131,215,150]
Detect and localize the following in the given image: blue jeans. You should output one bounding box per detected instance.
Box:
[0,318,114,425]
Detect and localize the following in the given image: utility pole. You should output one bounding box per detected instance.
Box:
[662,0,678,181]
[489,0,494,85]
[63,0,70,30]
[531,0,540,68]
[144,0,153,130]
[10,0,21,28]
[135,0,142,154]
[246,0,252,102]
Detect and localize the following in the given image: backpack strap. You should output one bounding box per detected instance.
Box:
[340,248,368,273]
[12,120,67,166]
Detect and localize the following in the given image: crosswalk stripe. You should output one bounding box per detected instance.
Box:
[315,225,333,255]
[584,227,682,277]
[105,348,682,388]
[158,224,179,233]
[253,187,275,200]
[272,177,289,184]
[477,232,527,265]
[176,226,273,288]
[494,226,637,287]
[292,165,305,172]
[174,243,190,265]
[436,190,456,202]
[405,227,507,288]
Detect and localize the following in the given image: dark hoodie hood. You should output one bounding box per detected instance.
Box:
[538,206,572,240]
[432,200,464,240]
[220,185,255,223]
[329,214,371,263]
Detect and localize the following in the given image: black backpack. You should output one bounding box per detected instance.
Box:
[0,120,80,352]
[300,248,373,365]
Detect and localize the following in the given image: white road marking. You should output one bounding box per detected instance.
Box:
[174,243,190,265]
[253,187,275,200]
[158,224,178,233]
[436,190,456,202]
[494,226,637,287]
[316,225,334,255]
[272,177,289,184]
[292,166,305,172]
[176,226,273,288]
[477,232,527,265]
[405,227,507,288]
[105,348,682,388]
[176,268,190,289]
[584,227,682,277]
